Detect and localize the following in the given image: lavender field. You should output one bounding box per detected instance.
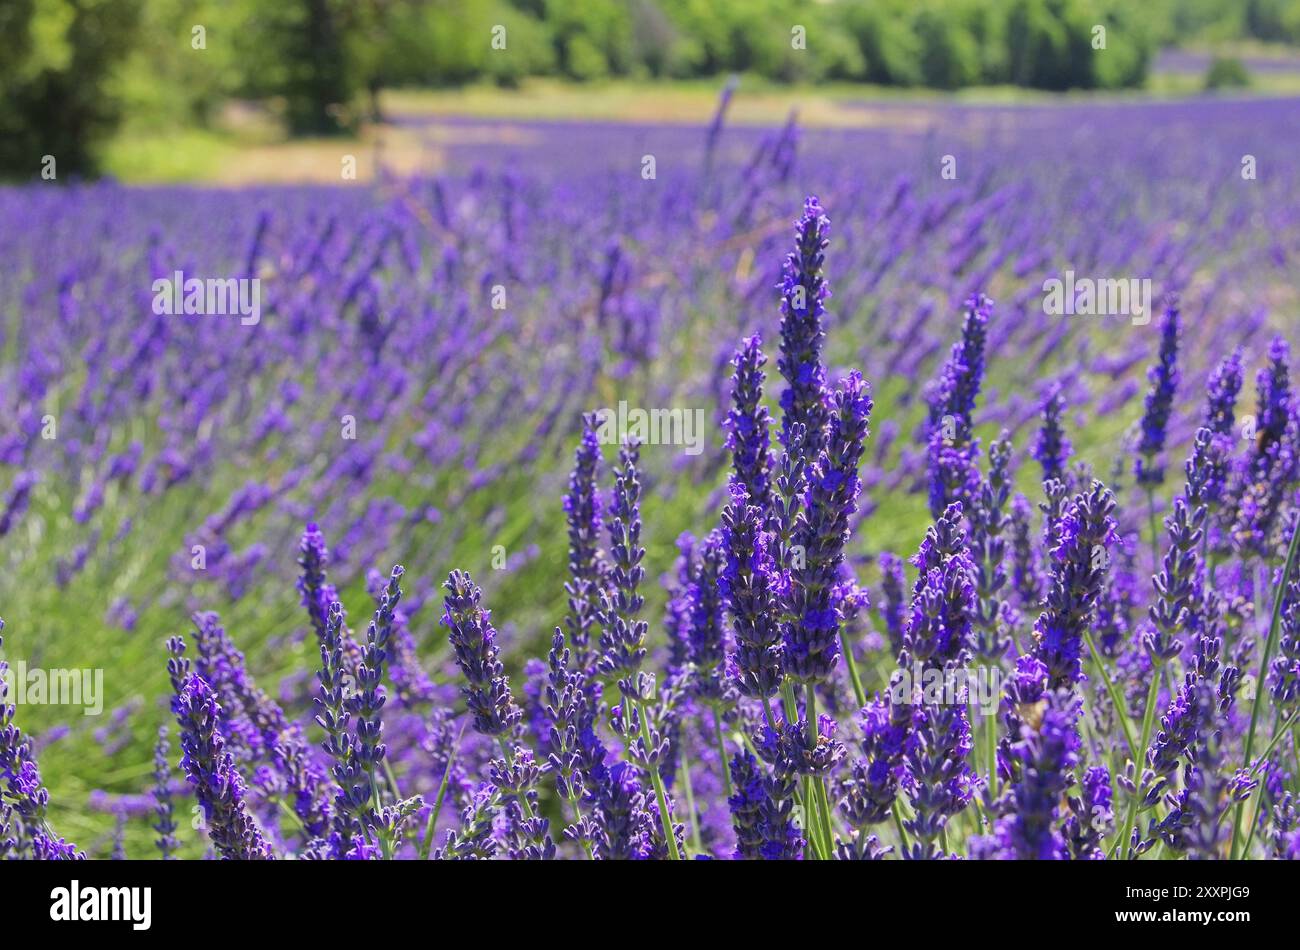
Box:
[3,92,1300,862]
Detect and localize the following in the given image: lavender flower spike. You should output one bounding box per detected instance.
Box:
[152,726,179,859]
[174,673,273,860]
[973,689,1080,860]
[1031,480,1117,689]
[726,334,773,517]
[562,413,605,667]
[925,293,992,518]
[595,441,649,683]
[720,482,784,700]
[786,371,873,684]
[1031,387,1072,484]
[777,196,831,460]
[1134,301,1181,486]
[442,570,522,738]
[728,750,802,859]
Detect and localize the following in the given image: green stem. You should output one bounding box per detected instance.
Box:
[983,706,999,800]
[712,706,734,798]
[1232,516,1300,858]
[1082,627,1138,760]
[365,763,394,859]
[678,748,705,857]
[637,697,681,861]
[805,684,818,751]
[815,771,837,853]
[419,727,461,860]
[892,801,911,855]
[565,786,597,860]
[383,759,402,802]
[840,630,867,708]
[780,681,825,858]
[1146,487,1161,574]
[804,684,833,857]
[1238,707,1300,858]
[1118,669,1163,859]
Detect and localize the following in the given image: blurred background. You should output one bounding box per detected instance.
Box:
[4,0,1300,183]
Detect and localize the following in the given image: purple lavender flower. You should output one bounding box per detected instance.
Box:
[298,522,341,642]
[900,503,976,670]
[1031,387,1072,484]
[776,197,831,460]
[1008,492,1044,609]
[562,413,605,668]
[1203,348,1243,437]
[1231,336,1296,555]
[720,482,784,701]
[1143,676,1202,807]
[0,802,14,859]
[894,517,979,857]
[685,531,730,705]
[1064,766,1113,859]
[589,760,655,860]
[0,471,37,538]
[596,441,649,682]
[442,570,522,738]
[152,726,178,859]
[540,630,597,857]
[314,600,360,853]
[343,565,403,840]
[973,689,1079,860]
[1031,480,1117,689]
[173,673,272,860]
[786,372,873,684]
[900,698,975,858]
[727,750,803,860]
[1268,580,1300,709]
[876,552,907,659]
[757,713,846,778]
[925,294,992,518]
[1146,495,1207,665]
[1134,302,1181,486]
[968,435,1016,660]
[440,782,501,860]
[839,691,910,830]
[0,618,84,860]
[1157,679,1251,858]
[726,334,774,517]
[190,610,331,839]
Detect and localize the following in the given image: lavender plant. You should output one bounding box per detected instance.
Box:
[3,111,1300,863]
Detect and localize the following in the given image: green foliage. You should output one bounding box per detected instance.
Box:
[5,0,1300,179]
[0,0,143,178]
[1204,55,1253,89]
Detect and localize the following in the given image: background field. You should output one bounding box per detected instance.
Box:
[3,2,1300,859]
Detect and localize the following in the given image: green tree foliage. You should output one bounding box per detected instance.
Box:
[5,0,1300,180]
[1204,56,1252,88]
[0,0,142,178]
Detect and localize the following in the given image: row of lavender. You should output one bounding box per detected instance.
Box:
[2,96,1300,855]
[7,187,1300,858]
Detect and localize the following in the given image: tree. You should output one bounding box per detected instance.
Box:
[0,0,143,178]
